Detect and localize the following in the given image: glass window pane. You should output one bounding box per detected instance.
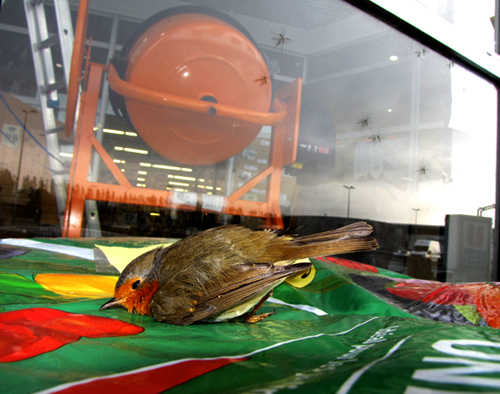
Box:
[0,0,497,282]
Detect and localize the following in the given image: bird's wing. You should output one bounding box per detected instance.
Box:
[150,261,311,325]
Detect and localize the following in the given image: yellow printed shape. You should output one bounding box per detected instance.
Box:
[95,243,174,273]
[35,273,118,298]
[284,259,316,288]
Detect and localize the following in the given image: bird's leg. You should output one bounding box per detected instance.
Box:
[245,290,275,323]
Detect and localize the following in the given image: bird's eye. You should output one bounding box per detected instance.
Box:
[132,280,141,290]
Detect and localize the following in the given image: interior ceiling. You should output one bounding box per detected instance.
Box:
[77,0,355,31]
[180,0,355,30]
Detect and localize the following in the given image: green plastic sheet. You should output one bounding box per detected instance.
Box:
[1,238,500,393]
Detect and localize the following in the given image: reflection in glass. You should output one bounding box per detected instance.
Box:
[0,0,497,281]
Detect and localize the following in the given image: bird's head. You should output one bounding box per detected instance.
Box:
[100,247,161,316]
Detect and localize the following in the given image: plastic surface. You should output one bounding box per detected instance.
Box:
[1,238,500,393]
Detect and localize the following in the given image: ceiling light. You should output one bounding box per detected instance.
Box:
[124,147,148,154]
[153,164,181,171]
[389,55,398,61]
[104,128,125,135]
[173,175,195,181]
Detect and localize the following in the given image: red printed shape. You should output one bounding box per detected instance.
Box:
[319,256,378,273]
[475,284,500,328]
[50,357,248,394]
[0,308,144,362]
[385,281,487,306]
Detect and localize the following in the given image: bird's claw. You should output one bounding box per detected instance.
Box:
[245,309,276,324]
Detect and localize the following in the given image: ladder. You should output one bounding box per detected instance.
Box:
[24,0,102,236]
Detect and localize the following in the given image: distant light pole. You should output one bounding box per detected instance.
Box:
[16,109,37,192]
[343,185,355,218]
[412,208,420,225]
[12,108,37,225]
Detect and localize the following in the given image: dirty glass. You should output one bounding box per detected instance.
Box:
[0,0,496,281]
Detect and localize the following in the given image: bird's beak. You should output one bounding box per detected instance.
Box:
[100,297,125,311]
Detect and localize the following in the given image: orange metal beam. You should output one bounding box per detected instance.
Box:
[63,64,105,237]
[65,0,88,137]
[88,134,132,189]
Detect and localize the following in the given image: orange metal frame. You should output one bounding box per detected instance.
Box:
[62,1,302,237]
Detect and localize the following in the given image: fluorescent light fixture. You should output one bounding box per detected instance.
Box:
[169,181,189,186]
[150,212,160,216]
[138,171,147,175]
[175,188,185,192]
[205,186,213,190]
[140,162,152,167]
[125,132,138,136]
[137,178,145,181]
[136,183,146,187]
[124,147,148,154]
[197,185,205,188]
[181,168,193,172]
[198,179,205,182]
[121,169,125,172]
[172,175,195,181]
[104,128,125,135]
[207,192,212,195]
[114,146,124,151]
[216,187,221,191]
[153,164,181,170]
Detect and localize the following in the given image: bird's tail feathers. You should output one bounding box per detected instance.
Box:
[272,222,378,260]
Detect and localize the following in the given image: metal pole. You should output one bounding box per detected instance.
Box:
[84,13,120,237]
[412,208,420,225]
[343,185,355,218]
[493,0,500,281]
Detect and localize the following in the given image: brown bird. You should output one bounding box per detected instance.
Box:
[100,222,378,325]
